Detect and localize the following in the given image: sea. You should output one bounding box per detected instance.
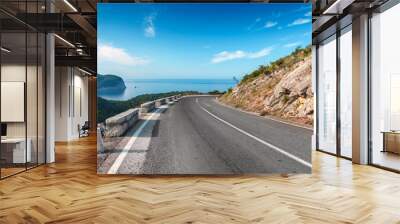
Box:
[99,79,237,101]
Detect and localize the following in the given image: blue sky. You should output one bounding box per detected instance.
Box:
[98,3,311,80]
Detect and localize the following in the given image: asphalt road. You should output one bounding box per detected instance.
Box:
[100,96,312,174]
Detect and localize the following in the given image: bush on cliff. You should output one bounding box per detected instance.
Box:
[240,46,311,85]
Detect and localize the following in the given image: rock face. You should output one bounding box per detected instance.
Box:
[220,56,313,126]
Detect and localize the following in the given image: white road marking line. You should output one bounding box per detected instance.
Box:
[197,101,312,168]
[107,106,165,174]
[196,97,211,107]
[214,98,312,131]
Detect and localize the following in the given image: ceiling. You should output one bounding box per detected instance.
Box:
[311,0,391,41]
[0,0,97,73]
[1,0,312,74]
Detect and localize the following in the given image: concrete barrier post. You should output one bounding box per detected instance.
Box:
[105,108,139,137]
[140,101,156,113]
[155,100,161,107]
[155,98,166,107]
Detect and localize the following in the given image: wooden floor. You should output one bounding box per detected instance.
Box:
[1,136,400,223]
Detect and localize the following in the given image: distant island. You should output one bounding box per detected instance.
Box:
[98,74,126,94]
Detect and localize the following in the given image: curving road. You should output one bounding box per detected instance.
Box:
[100,96,312,174]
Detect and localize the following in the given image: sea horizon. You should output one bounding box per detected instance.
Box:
[99,78,237,101]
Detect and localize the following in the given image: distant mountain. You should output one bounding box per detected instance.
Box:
[98,74,126,94]
[220,46,313,126]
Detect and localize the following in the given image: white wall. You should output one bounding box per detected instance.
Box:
[1,64,26,144]
[55,66,69,141]
[55,67,89,141]
[1,64,35,138]
[71,72,89,138]
[1,63,46,164]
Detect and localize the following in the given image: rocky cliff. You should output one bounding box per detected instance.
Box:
[220,47,313,126]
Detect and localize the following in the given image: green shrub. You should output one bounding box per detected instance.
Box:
[208,90,225,95]
[282,95,290,103]
[239,45,311,85]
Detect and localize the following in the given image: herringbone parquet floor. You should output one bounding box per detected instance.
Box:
[1,136,400,223]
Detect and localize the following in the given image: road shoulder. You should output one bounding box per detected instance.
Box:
[214,97,313,131]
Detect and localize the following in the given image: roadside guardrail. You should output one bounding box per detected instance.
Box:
[104,108,140,137]
[102,95,182,138]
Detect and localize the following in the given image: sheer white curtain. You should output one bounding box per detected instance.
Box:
[318,35,337,154]
[340,27,352,158]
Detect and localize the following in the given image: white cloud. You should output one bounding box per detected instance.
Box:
[144,14,156,38]
[264,21,278,28]
[98,44,149,66]
[248,48,272,58]
[211,47,272,64]
[288,18,311,27]
[247,17,262,30]
[304,11,312,17]
[284,42,302,48]
[145,26,155,38]
[212,51,246,63]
